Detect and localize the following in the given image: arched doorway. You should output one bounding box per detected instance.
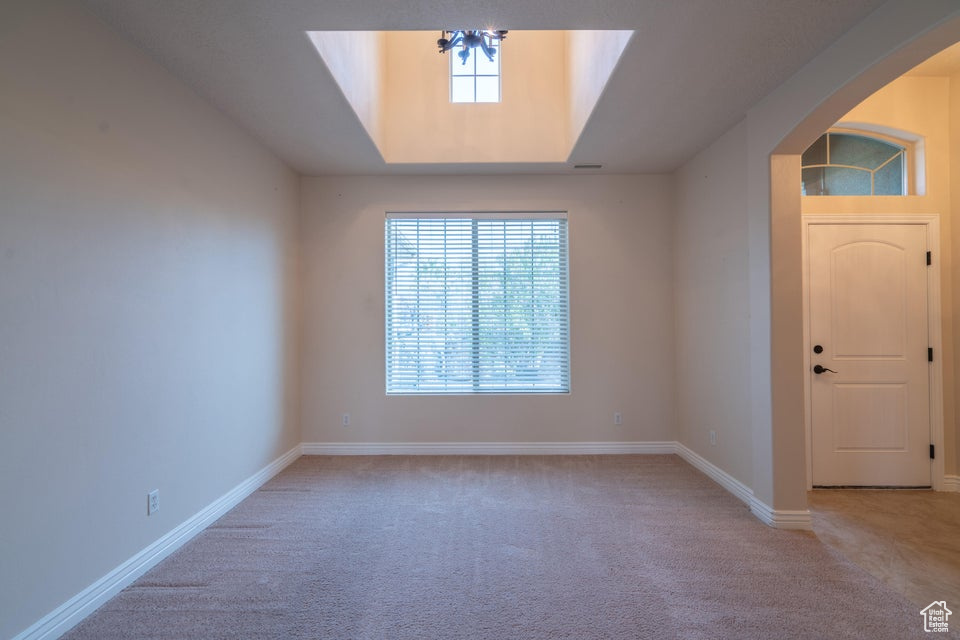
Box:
[752,4,960,518]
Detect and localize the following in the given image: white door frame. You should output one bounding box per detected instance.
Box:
[802,214,944,490]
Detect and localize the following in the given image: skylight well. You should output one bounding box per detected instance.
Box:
[307,29,633,164]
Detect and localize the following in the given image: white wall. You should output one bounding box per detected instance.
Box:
[0,3,300,638]
[674,121,753,487]
[300,174,674,444]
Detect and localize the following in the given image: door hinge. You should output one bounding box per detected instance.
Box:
[927,251,932,265]
[929,347,934,362]
[930,444,935,460]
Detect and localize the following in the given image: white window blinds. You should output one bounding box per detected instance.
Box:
[385,213,570,394]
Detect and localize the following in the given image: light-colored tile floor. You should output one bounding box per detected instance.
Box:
[809,489,960,607]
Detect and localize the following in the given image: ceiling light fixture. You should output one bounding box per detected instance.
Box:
[438,30,508,65]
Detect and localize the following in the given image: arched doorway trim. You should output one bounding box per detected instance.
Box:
[746,2,960,522]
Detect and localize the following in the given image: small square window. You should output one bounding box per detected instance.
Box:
[450,43,501,103]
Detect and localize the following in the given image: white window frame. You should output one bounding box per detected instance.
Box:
[449,43,501,103]
[802,125,923,196]
[385,212,570,395]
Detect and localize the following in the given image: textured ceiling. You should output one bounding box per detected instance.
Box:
[80,0,888,175]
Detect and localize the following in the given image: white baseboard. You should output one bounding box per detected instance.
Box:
[747,501,815,530]
[944,475,960,492]
[673,442,754,505]
[674,442,813,531]
[301,441,677,455]
[13,444,302,640]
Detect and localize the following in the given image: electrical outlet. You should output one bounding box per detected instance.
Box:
[613,412,622,425]
[709,430,717,446]
[148,489,159,516]
[341,413,350,427]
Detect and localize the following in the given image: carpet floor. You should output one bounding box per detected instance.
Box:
[62,455,947,639]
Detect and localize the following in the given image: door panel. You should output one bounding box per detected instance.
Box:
[832,383,906,450]
[831,243,906,358]
[809,223,929,487]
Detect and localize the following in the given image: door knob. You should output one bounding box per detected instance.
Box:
[813,364,837,374]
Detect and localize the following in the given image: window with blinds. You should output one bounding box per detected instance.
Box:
[385,213,570,394]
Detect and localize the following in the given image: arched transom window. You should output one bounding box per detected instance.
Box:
[801,131,906,196]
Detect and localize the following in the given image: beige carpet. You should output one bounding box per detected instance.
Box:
[62,455,944,639]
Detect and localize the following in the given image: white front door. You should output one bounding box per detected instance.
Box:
[808,223,931,487]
